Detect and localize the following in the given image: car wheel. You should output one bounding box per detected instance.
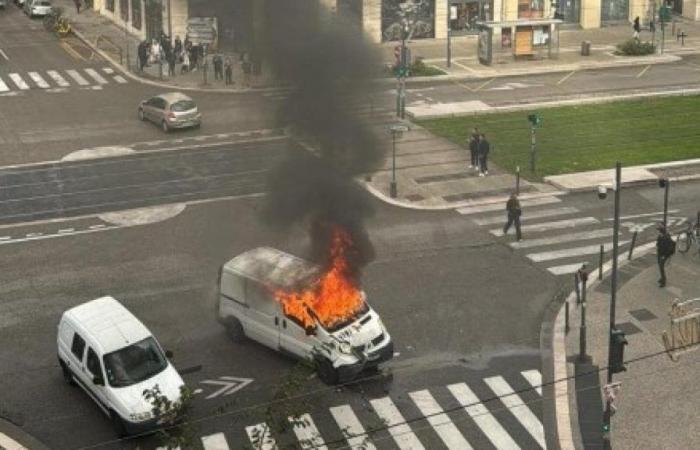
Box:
[110,411,127,437]
[138,108,145,121]
[315,356,339,385]
[59,360,76,386]
[225,317,246,343]
[161,120,169,133]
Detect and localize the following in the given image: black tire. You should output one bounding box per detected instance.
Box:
[59,360,76,386]
[225,317,246,342]
[161,120,169,133]
[677,232,691,254]
[138,108,145,121]
[110,411,127,437]
[315,356,339,385]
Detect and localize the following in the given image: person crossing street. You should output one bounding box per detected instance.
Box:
[478,133,490,176]
[503,193,522,241]
[656,223,675,287]
[468,127,480,171]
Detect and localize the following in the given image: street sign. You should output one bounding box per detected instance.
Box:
[197,376,254,399]
[659,5,671,22]
[528,113,543,127]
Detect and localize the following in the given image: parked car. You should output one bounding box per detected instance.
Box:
[138,92,201,132]
[57,296,185,436]
[217,247,394,385]
[24,0,51,17]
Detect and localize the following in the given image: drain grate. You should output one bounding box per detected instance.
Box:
[629,308,657,322]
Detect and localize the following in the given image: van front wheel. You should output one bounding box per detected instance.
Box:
[315,357,339,385]
[225,317,246,343]
[59,360,76,386]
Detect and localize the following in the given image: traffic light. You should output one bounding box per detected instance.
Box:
[610,328,628,374]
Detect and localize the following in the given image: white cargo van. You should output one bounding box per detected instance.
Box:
[57,296,185,436]
[217,247,393,384]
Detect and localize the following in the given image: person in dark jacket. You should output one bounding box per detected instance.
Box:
[468,127,480,171]
[174,35,183,62]
[478,133,490,176]
[137,41,148,71]
[224,58,233,85]
[167,51,176,77]
[213,54,224,81]
[656,224,674,287]
[503,193,522,241]
[633,16,641,39]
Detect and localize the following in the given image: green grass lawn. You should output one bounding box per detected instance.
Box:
[419,96,700,179]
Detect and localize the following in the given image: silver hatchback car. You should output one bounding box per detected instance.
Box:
[138,92,202,132]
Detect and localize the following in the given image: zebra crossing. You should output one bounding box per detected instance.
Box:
[456,195,670,275]
[159,369,546,450]
[0,66,127,94]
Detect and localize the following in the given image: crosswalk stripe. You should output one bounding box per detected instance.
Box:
[511,228,614,249]
[201,432,230,450]
[409,390,472,449]
[330,405,377,450]
[484,376,546,449]
[447,383,520,450]
[474,206,579,225]
[102,66,115,74]
[246,423,277,450]
[0,77,8,92]
[113,75,128,83]
[370,397,425,450]
[520,370,543,396]
[28,72,50,88]
[8,73,29,90]
[456,196,561,215]
[547,262,590,275]
[607,209,679,221]
[66,69,89,86]
[527,240,628,262]
[47,70,70,87]
[490,217,599,236]
[290,413,327,450]
[0,432,27,450]
[84,68,108,84]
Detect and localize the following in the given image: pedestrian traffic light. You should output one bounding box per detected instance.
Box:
[610,328,628,374]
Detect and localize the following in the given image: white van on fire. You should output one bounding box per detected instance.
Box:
[57,296,185,436]
[217,247,393,384]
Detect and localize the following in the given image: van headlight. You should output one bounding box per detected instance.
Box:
[337,341,352,354]
[129,411,152,422]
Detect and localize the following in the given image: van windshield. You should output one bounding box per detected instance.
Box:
[322,301,370,332]
[103,337,168,388]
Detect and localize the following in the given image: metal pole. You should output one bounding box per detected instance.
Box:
[124,19,130,72]
[574,272,581,304]
[565,300,570,334]
[599,244,604,280]
[579,301,588,362]
[390,132,398,198]
[603,162,622,450]
[447,10,452,68]
[530,124,536,173]
[663,181,670,228]
[628,231,638,260]
[516,166,521,195]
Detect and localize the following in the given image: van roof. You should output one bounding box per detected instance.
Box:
[64,296,152,354]
[223,247,320,290]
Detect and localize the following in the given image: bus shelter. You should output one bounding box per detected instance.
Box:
[476,18,563,65]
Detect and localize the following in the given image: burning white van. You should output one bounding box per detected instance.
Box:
[217,246,393,384]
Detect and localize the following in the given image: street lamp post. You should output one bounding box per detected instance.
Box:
[388,124,409,199]
[447,7,452,68]
[659,178,670,227]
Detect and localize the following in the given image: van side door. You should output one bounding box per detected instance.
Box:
[244,281,280,350]
[84,347,110,414]
[279,316,315,360]
[67,332,89,390]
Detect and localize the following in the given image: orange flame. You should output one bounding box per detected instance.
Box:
[274,226,364,330]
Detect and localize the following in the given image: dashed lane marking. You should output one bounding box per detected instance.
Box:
[88,224,106,230]
[473,78,495,91]
[557,71,576,85]
[0,236,10,241]
[58,228,75,234]
[636,65,652,78]
[8,73,29,90]
[28,72,50,89]
[59,41,85,61]
[102,67,115,74]
[0,48,8,61]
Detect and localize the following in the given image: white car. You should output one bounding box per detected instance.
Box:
[24,0,51,17]
[57,296,185,436]
[217,247,394,384]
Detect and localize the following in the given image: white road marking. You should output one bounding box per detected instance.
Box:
[484,376,546,449]
[201,432,230,450]
[329,404,377,450]
[290,414,327,450]
[474,206,579,225]
[66,69,89,86]
[0,432,29,450]
[511,228,614,249]
[0,77,8,92]
[58,228,75,234]
[636,65,651,78]
[26,233,43,238]
[28,72,50,88]
[557,71,576,85]
[370,397,425,450]
[9,73,29,90]
[0,226,116,245]
[456,196,561,215]
[0,236,10,241]
[528,240,628,262]
[447,383,520,450]
[246,423,277,450]
[409,390,472,449]
[606,209,679,221]
[547,262,591,275]
[88,224,106,229]
[84,68,108,84]
[113,75,128,83]
[521,370,543,395]
[0,48,9,61]
[102,67,115,74]
[490,217,599,236]
[47,70,70,87]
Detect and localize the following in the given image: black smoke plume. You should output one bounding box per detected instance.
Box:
[260,0,385,279]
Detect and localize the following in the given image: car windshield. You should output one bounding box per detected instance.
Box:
[170,100,196,112]
[103,337,168,388]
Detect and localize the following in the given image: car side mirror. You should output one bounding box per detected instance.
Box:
[165,350,174,359]
[93,375,104,386]
[305,325,317,336]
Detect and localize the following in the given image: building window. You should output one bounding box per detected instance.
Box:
[132,0,142,30]
[449,0,493,35]
[382,0,435,42]
[106,0,115,13]
[601,0,629,22]
[120,0,129,22]
[518,0,544,18]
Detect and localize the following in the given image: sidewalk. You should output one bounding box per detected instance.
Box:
[563,248,700,449]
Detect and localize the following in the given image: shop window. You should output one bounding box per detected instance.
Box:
[131,0,142,30]
[533,26,550,46]
[518,0,544,18]
[501,27,512,48]
[382,0,435,42]
[106,0,115,13]
[120,0,129,22]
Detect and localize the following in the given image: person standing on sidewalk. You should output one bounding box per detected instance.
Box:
[213,54,223,81]
[180,50,190,74]
[241,57,252,87]
[74,0,81,13]
[633,17,641,40]
[503,193,522,241]
[468,128,480,171]
[224,58,233,85]
[137,41,148,71]
[167,51,176,77]
[478,133,490,176]
[656,224,675,287]
[174,36,183,62]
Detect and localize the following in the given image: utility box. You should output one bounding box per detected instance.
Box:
[581,40,591,56]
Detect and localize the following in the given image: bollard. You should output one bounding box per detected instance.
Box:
[598,244,604,280]
[574,272,581,304]
[565,300,570,334]
[579,301,588,362]
[627,230,638,260]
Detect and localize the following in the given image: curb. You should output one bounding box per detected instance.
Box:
[544,167,700,192]
[0,418,50,450]
[552,240,657,450]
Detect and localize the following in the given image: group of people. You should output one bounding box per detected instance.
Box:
[468,127,490,177]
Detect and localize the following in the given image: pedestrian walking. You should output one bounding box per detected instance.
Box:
[180,51,190,74]
[656,224,675,287]
[190,44,200,71]
[478,133,490,176]
[167,51,176,77]
[224,58,233,85]
[633,16,641,39]
[74,0,81,13]
[241,57,252,87]
[137,40,148,71]
[576,263,589,303]
[174,35,183,62]
[213,54,223,81]
[468,127,480,171]
[503,193,522,241]
[649,19,656,33]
